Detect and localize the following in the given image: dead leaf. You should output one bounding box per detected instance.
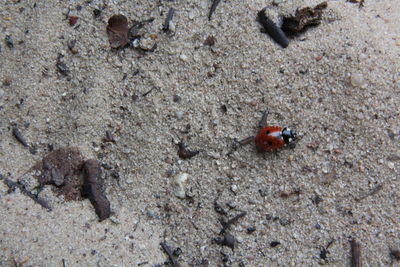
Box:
[107,14,129,48]
[282,2,328,34]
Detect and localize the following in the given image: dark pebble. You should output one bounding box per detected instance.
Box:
[279,218,290,226]
[270,241,281,247]
[93,8,101,18]
[246,226,256,234]
[5,35,14,48]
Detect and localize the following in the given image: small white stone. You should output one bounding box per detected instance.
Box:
[0,89,4,98]
[180,54,188,62]
[387,162,395,169]
[231,184,238,193]
[169,21,175,32]
[173,173,189,199]
[126,178,133,184]
[350,73,366,88]
[175,111,184,120]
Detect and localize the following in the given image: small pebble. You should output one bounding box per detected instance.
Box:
[270,241,281,247]
[231,184,238,193]
[173,173,188,199]
[279,218,290,226]
[180,54,188,62]
[350,72,366,88]
[175,111,184,120]
[5,35,14,48]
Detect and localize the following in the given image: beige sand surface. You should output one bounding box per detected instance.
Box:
[0,0,399,266]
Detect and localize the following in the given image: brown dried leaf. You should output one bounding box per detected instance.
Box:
[107,14,129,48]
[282,2,328,34]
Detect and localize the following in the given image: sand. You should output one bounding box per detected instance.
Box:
[0,0,399,266]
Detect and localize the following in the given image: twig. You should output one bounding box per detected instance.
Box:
[3,178,52,211]
[208,0,221,21]
[160,242,181,267]
[350,239,362,267]
[12,127,29,147]
[356,184,383,201]
[220,211,247,234]
[257,8,289,48]
[163,8,175,32]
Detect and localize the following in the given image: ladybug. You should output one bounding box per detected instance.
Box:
[255,126,296,151]
[229,110,296,155]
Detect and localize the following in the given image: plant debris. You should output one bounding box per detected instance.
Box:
[219,211,247,234]
[257,8,289,48]
[391,249,400,260]
[32,147,110,221]
[82,160,111,221]
[214,233,236,250]
[34,147,84,199]
[208,0,221,21]
[56,58,70,76]
[12,127,29,147]
[350,239,362,267]
[177,142,199,159]
[160,242,182,267]
[107,14,129,49]
[203,35,216,46]
[2,177,52,211]
[347,0,364,9]
[281,2,328,35]
[162,8,175,32]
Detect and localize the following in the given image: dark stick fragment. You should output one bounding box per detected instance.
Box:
[82,160,111,221]
[3,178,52,211]
[350,239,362,267]
[160,242,182,267]
[257,9,289,48]
[12,127,29,147]
[208,0,221,21]
[390,249,400,260]
[163,8,175,32]
[214,199,228,215]
[220,211,247,234]
[355,184,383,201]
[177,142,199,159]
[214,233,236,250]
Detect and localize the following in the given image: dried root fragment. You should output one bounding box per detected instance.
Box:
[82,160,111,221]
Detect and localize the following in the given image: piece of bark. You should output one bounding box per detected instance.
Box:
[82,159,111,221]
[35,147,84,201]
[107,15,129,48]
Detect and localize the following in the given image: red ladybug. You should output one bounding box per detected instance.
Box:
[228,110,296,155]
[255,126,296,151]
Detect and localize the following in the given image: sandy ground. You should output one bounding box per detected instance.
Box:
[0,0,399,266]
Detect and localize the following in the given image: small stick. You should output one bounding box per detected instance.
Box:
[12,127,29,147]
[163,8,175,32]
[356,184,383,201]
[350,239,362,267]
[257,8,289,48]
[208,0,221,21]
[160,242,181,267]
[3,178,52,211]
[220,211,247,234]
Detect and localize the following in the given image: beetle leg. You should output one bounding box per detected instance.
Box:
[258,109,269,130]
[227,136,255,156]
